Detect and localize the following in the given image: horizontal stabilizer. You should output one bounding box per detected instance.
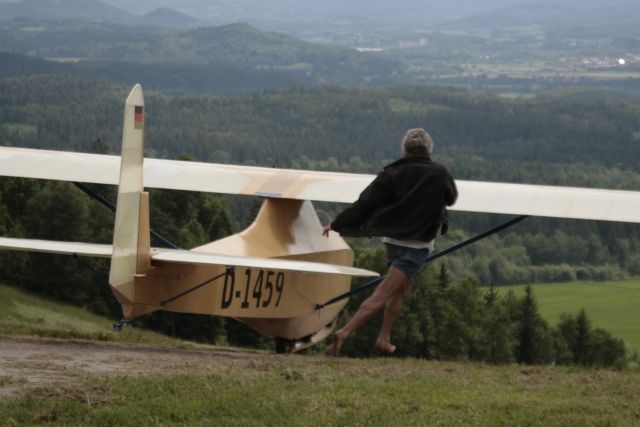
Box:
[0,237,378,277]
[2,147,640,223]
[0,237,112,257]
[151,249,378,277]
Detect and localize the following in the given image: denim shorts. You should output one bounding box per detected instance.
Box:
[384,243,430,278]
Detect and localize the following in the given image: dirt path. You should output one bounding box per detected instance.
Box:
[0,336,287,398]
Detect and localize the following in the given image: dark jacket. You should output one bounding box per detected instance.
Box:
[331,155,458,242]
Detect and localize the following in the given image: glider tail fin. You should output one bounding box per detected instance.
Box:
[108,84,151,317]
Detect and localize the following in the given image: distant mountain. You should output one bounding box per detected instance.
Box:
[0,0,204,29]
[4,0,638,35]
[442,1,640,30]
[101,0,640,30]
[0,22,403,85]
[136,8,204,29]
[179,23,403,84]
[100,0,537,26]
[185,23,350,65]
[0,0,133,23]
[442,2,578,29]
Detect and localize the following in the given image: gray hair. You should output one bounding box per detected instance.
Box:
[402,128,433,157]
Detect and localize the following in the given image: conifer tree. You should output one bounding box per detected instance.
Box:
[514,285,547,364]
[479,284,514,363]
[574,308,592,365]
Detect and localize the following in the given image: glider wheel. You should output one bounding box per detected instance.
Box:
[112,319,128,331]
[274,337,295,354]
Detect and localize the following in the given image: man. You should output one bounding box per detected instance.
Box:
[322,128,457,356]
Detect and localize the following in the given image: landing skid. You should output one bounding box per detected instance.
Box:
[112,319,129,331]
[274,317,338,353]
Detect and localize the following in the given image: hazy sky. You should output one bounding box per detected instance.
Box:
[97,0,639,26]
[1,0,638,31]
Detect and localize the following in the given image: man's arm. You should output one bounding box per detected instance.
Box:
[437,170,458,236]
[445,171,458,206]
[329,172,392,233]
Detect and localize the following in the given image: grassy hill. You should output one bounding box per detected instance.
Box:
[493,279,640,352]
[0,283,179,344]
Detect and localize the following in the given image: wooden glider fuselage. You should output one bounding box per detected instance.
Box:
[116,196,354,342]
[108,84,356,346]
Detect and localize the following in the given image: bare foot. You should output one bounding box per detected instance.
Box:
[325,330,347,357]
[375,338,397,354]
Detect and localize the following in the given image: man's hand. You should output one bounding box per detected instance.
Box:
[322,224,332,237]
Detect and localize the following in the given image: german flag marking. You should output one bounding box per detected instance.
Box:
[134,105,144,130]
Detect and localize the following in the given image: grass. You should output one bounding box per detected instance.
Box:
[1,282,640,425]
[1,359,639,426]
[492,279,640,352]
[0,284,183,345]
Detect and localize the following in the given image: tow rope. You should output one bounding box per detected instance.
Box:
[73,182,179,249]
[315,215,528,310]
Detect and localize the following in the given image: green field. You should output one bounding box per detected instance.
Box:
[493,279,640,352]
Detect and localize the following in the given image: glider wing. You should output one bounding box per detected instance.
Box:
[2,146,640,223]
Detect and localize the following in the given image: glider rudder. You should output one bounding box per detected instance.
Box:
[108,84,151,317]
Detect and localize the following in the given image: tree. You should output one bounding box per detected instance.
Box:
[437,263,451,290]
[514,285,551,364]
[574,309,592,365]
[0,192,10,235]
[556,309,627,368]
[589,329,626,368]
[19,182,98,303]
[478,284,514,364]
[89,137,110,154]
[556,313,578,364]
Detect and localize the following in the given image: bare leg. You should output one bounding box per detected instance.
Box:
[326,266,408,357]
[376,274,412,353]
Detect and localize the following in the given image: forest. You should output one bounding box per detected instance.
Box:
[0,74,639,364]
[2,75,640,285]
